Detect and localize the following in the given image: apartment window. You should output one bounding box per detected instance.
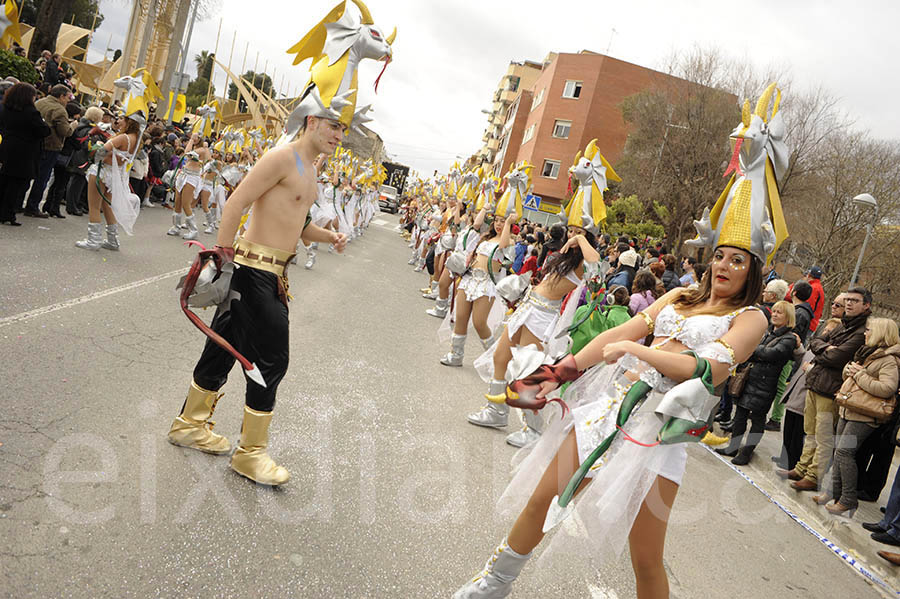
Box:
[541,159,561,179]
[530,88,544,111]
[505,99,519,126]
[508,76,520,92]
[552,119,572,139]
[522,124,536,144]
[562,80,583,99]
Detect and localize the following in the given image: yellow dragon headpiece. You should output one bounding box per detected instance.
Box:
[1,0,23,47]
[191,100,218,138]
[475,170,501,212]
[495,160,533,220]
[685,82,789,266]
[457,167,481,204]
[280,0,396,145]
[114,68,162,126]
[563,138,620,233]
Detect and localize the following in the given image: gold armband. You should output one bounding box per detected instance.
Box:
[714,338,735,364]
[638,311,654,334]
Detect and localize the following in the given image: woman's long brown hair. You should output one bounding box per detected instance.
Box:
[673,249,764,316]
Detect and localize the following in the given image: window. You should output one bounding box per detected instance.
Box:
[508,76,520,92]
[505,99,519,126]
[541,159,561,179]
[552,119,572,139]
[530,88,545,111]
[562,80,582,99]
[522,124,536,144]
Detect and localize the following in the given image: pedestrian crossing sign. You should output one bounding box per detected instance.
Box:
[523,194,541,211]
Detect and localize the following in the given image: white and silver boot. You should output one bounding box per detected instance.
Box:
[426,297,450,318]
[423,280,439,299]
[413,257,426,272]
[440,334,466,367]
[505,409,544,448]
[182,214,199,240]
[305,243,318,270]
[75,222,103,251]
[203,210,215,234]
[467,380,509,428]
[100,224,120,251]
[452,538,532,599]
[166,213,182,236]
[328,243,335,253]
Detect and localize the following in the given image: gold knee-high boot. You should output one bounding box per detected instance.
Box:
[167,381,231,454]
[230,406,290,485]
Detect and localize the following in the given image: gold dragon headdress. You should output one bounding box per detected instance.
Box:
[280,0,395,144]
[685,83,789,266]
[563,138,620,233]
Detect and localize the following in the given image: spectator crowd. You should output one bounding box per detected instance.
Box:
[0,48,230,227]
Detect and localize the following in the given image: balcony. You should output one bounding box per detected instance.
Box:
[500,89,517,104]
[487,138,500,152]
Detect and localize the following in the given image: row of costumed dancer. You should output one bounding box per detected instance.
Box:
[403,81,790,598]
[304,147,384,269]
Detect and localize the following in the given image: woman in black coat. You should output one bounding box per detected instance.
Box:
[718,300,799,465]
[0,83,51,225]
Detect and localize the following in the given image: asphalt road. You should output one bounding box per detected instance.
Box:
[0,208,891,598]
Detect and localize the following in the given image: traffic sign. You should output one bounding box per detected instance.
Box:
[523,194,542,211]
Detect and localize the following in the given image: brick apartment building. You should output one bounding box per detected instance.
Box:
[482,51,700,208]
[477,60,543,168]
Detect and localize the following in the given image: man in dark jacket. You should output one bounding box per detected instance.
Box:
[784,285,871,490]
[792,280,814,344]
[24,84,74,218]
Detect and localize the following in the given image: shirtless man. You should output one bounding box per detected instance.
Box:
[167,115,347,486]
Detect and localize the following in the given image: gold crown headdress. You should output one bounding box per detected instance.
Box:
[685,83,789,266]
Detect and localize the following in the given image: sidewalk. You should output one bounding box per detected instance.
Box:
[709,421,900,595]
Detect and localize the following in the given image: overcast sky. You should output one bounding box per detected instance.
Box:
[86,0,899,175]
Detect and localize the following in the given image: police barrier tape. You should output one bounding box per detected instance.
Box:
[706,446,899,596]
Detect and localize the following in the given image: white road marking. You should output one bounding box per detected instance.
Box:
[371,219,390,227]
[0,267,188,329]
[588,584,619,599]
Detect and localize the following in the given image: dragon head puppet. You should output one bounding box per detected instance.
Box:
[563,138,620,234]
[685,82,789,266]
[495,160,533,221]
[280,0,395,145]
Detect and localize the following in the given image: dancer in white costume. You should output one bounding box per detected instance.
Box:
[196,148,222,234]
[453,82,789,599]
[438,200,514,368]
[469,140,617,447]
[469,228,599,447]
[169,133,208,240]
[74,114,142,251]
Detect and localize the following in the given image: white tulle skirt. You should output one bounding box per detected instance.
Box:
[497,359,687,565]
[87,156,139,235]
[458,268,495,302]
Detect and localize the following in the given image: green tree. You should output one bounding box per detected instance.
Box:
[185,77,213,110]
[194,51,215,81]
[20,0,104,30]
[605,194,667,240]
[0,49,40,84]
[227,71,273,111]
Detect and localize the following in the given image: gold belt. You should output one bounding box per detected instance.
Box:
[525,289,562,313]
[233,237,295,277]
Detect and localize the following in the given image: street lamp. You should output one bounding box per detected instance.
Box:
[849,193,878,286]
